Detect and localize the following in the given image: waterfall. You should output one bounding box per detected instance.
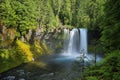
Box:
[62,28,87,56]
[63,29,70,52]
[67,29,80,55]
[80,28,87,54]
[60,28,102,62]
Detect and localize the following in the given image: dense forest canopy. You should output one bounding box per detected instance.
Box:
[0,0,105,35]
[100,0,120,52]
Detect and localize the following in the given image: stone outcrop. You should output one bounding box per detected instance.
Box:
[0,25,16,48]
[0,24,64,52]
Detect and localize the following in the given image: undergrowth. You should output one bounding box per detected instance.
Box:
[0,40,52,73]
[84,50,120,80]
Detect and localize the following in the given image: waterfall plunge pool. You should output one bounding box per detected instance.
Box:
[0,28,103,80]
[0,53,103,80]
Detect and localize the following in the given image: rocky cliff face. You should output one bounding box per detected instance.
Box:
[28,27,64,53]
[0,25,16,48]
[0,24,64,53]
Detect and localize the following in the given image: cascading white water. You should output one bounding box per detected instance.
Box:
[62,28,87,57]
[59,28,102,62]
[62,28,80,56]
[80,28,87,54]
[67,29,80,55]
[63,29,70,52]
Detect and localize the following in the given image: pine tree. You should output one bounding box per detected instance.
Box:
[100,0,120,52]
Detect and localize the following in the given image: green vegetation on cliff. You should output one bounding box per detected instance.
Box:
[0,40,51,73]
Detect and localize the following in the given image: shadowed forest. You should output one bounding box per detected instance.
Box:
[0,0,120,80]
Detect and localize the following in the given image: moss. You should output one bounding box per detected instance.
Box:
[39,42,52,54]
[0,40,34,73]
[86,76,98,80]
[31,41,52,57]
[16,40,33,62]
[0,49,22,73]
[0,28,16,47]
[0,40,52,73]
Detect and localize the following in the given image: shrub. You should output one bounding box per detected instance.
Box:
[86,76,98,80]
[0,40,51,73]
[85,50,120,80]
[0,40,34,73]
[0,49,22,73]
[16,40,33,62]
[31,41,52,57]
[101,50,120,80]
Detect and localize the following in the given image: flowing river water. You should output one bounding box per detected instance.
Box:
[1,53,102,80]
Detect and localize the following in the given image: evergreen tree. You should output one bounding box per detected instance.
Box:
[100,0,120,52]
[12,0,38,36]
[59,0,72,25]
[0,0,38,36]
[0,0,16,27]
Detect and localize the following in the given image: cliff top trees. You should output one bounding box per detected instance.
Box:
[0,0,38,36]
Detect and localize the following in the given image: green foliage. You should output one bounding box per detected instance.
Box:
[85,50,120,80]
[86,76,98,80]
[0,28,16,48]
[59,0,72,25]
[50,0,62,16]
[101,51,120,80]
[0,48,22,73]
[31,41,52,57]
[0,1,120,79]
[36,0,60,29]
[0,40,34,73]
[0,39,52,73]
[100,0,120,52]
[16,40,33,62]
[12,0,38,35]
[0,0,38,36]
[0,0,105,32]
[0,41,33,73]
[0,0,16,27]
